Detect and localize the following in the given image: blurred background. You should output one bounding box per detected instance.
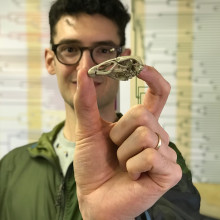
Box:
[0,0,219,218]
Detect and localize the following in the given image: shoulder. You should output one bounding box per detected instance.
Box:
[0,143,36,172]
[0,121,65,169]
[0,143,37,198]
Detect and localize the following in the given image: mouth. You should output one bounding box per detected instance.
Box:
[71,79,102,87]
[93,81,102,87]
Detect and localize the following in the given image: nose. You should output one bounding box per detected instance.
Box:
[76,50,95,72]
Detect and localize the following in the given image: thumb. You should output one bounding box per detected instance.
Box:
[74,68,101,136]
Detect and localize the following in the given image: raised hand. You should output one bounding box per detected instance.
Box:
[73,66,182,220]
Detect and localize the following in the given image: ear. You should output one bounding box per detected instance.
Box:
[45,48,56,75]
[121,48,131,56]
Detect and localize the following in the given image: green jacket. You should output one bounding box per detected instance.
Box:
[0,121,202,220]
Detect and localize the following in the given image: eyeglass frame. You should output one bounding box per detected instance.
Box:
[51,43,124,66]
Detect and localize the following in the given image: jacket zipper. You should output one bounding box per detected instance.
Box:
[56,164,73,220]
[56,174,65,220]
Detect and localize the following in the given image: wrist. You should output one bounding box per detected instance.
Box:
[78,194,135,220]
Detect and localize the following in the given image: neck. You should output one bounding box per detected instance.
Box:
[63,102,117,142]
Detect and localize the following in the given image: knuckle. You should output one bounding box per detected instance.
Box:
[173,164,182,184]
[164,163,182,190]
[135,126,159,151]
[129,105,150,125]
[165,163,182,188]
[135,126,151,146]
[142,148,156,165]
[168,147,178,162]
[164,80,171,94]
[163,131,170,146]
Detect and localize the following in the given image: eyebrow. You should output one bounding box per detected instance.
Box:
[55,39,119,47]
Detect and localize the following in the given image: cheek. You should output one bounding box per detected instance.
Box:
[55,66,76,93]
[56,73,68,90]
[55,65,75,82]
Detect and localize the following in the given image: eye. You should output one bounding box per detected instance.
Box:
[96,46,116,54]
[66,47,74,52]
[59,44,79,55]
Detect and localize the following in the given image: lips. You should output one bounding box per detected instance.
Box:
[71,79,103,86]
[93,81,101,87]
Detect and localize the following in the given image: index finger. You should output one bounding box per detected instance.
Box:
[138,65,171,120]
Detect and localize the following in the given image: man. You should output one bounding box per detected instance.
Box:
[0,0,202,219]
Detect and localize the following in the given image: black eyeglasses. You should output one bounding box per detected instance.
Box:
[52,43,123,65]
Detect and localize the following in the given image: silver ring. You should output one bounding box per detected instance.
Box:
[155,133,162,150]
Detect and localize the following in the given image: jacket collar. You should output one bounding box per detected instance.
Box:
[27,113,123,165]
[28,121,65,167]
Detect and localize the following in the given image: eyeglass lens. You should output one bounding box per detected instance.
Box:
[56,44,120,65]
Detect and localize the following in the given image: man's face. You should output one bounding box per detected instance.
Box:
[46,13,126,110]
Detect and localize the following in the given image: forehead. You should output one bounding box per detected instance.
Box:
[54,13,120,45]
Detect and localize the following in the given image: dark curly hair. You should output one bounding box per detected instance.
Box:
[49,0,130,46]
